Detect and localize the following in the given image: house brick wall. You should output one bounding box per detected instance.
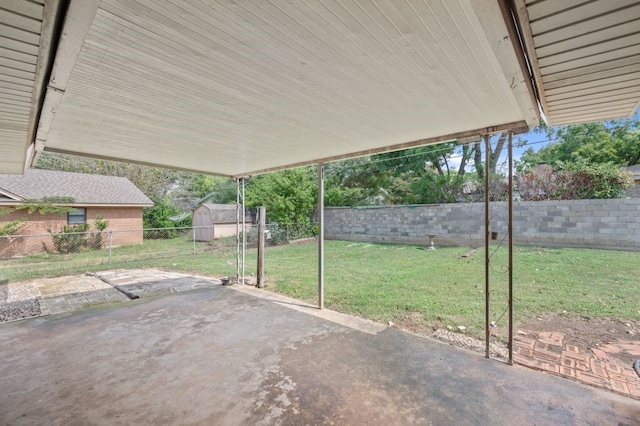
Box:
[325,198,640,251]
[0,206,144,258]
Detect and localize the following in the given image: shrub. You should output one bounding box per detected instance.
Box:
[515,161,633,201]
[561,161,633,199]
[87,215,109,249]
[49,224,90,254]
[143,196,188,239]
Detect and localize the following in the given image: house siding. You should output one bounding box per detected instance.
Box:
[0,206,144,258]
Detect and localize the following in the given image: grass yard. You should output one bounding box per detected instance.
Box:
[260,241,640,338]
[1,238,638,339]
[0,237,240,282]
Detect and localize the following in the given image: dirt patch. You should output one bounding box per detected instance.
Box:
[392,312,509,358]
[518,314,640,365]
[392,311,430,335]
[392,312,640,365]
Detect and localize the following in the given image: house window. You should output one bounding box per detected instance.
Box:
[67,208,87,225]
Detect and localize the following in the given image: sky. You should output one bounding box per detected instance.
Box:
[446,130,547,173]
[447,109,640,174]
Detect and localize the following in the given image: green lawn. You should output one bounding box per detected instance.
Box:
[259,241,640,337]
[0,237,239,281]
[2,238,638,338]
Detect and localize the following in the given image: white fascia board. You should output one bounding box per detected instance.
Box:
[33,0,101,162]
[469,0,540,127]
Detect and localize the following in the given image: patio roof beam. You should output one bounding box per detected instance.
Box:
[233,121,530,179]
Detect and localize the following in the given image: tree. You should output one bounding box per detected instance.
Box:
[245,166,317,225]
[515,161,633,201]
[35,153,185,199]
[518,118,640,172]
[324,157,393,206]
[407,171,464,204]
[143,195,190,238]
[470,133,511,179]
[193,175,237,203]
[371,143,458,176]
[323,143,472,207]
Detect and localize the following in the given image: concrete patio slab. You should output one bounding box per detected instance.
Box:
[1,284,639,425]
[34,274,129,316]
[96,269,220,298]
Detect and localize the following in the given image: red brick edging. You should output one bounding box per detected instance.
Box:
[514,331,640,399]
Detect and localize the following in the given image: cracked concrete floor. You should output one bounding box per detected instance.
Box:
[1,284,639,425]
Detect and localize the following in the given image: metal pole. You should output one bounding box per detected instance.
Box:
[236,178,240,283]
[257,206,266,288]
[242,177,246,285]
[484,134,490,359]
[192,226,196,255]
[109,230,113,264]
[318,163,325,310]
[508,132,514,365]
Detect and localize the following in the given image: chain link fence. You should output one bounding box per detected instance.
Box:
[0,222,318,281]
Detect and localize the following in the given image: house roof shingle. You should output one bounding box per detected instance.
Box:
[0,169,153,206]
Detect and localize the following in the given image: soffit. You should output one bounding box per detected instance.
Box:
[32,0,537,177]
[0,0,45,174]
[513,0,640,126]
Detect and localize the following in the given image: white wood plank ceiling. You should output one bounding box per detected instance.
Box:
[20,0,538,177]
[513,0,640,126]
[0,0,46,174]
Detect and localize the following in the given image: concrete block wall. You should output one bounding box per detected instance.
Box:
[325,198,640,251]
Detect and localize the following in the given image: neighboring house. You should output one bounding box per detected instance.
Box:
[192,203,253,241]
[0,169,153,257]
[624,165,640,198]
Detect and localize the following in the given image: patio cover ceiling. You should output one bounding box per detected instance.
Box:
[1,0,638,177]
[1,0,538,177]
[512,0,640,126]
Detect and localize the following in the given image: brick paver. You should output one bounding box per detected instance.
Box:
[514,330,640,400]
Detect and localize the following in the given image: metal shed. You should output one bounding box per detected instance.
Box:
[193,203,252,241]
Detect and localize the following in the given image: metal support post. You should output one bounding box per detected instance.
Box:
[192,226,196,255]
[236,178,240,283]
[242,177,246,285]
[484,134,490,359]
[109,230,113,264]
[508,132,514,365]
[257,206,265,288]
[318,163,325,310]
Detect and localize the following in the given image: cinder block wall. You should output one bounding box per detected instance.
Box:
[325,199,640,251]
[0,207,144,257]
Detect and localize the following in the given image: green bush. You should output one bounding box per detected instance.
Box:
[87,215,109,249]
[49,224,90,254]
[560,161,633,199]
[408,172,464,204]
[516,161,633,201]
[143,196,189,239]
